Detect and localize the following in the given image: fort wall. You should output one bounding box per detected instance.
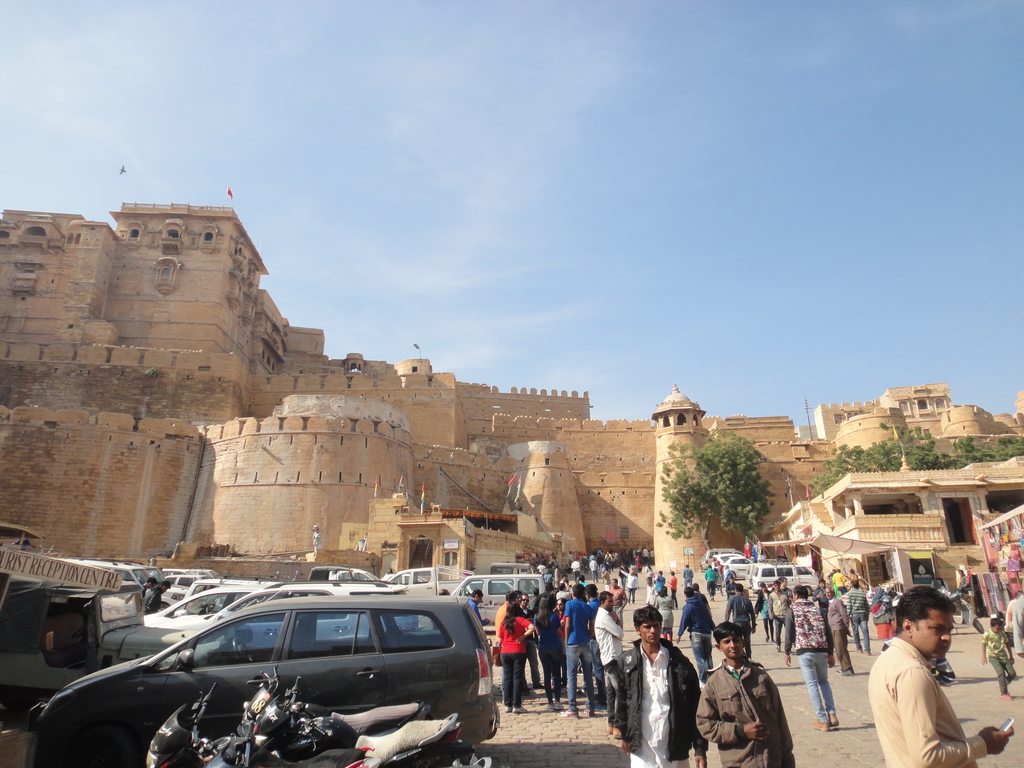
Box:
[458,383,591,437]
[248,372,465,448]
[0,405,201,559]
[0,342,248,422]
[941,404,1017,437]
[189,411,414,556]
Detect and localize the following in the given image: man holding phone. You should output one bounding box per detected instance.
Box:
[869,586,1013,767]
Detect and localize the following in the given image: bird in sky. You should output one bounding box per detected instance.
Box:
[119,166,126,175]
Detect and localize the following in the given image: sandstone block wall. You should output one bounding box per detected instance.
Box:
[249,372,465,448]
[0,342,248,423]
[458,383,591,438]
[0,405,201,558]
[190,414,414,555]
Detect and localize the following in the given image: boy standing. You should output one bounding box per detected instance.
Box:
[697,622,795,768]
[617,606,708,768]
[982,616,1017,701]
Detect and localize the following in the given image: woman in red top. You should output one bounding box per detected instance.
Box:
[498,592,537,714]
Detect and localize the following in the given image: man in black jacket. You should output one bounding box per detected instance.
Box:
[616,605,708,767]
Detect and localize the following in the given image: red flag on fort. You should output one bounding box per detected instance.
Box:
[226,186,234,200]
[373,478,379,498]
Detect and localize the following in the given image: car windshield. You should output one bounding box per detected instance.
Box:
[100,591,142,622]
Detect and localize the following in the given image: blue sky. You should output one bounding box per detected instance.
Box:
[3,2,1022,424]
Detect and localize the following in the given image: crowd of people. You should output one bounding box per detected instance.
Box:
[472,558,1021,768]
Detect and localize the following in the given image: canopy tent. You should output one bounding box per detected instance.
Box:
[809,533,894,556]
[0,522,44,540]
[762,537,812,547]
[980,503,1024,530]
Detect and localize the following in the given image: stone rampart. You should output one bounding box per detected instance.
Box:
[0,342,248,422]
[188,411,415,555]
[460,385,591,434]
[0,405,201,559]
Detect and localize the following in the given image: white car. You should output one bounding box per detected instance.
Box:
[146,582,407,636]
[181,578,281,600]
[716,555,752,581]
[700,549,742,571]
[144,586,268,629]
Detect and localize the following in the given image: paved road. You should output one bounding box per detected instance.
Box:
[479,600,1020,768]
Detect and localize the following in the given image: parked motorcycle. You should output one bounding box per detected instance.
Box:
[149,669,490,768]
[146,683,218,768]
[941,586,984,633]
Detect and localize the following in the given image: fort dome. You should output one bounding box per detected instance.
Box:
[661,384,692,405]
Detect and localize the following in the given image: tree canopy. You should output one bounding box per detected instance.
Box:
[809,428,1024,497]
[660,431,774,552]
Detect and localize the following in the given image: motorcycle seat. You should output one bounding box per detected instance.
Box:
[330,702,425,735]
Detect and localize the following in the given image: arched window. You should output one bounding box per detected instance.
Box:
[25,226,46,236]
[676,413,687,425]
[203,232,214,242]
[662,416,670,427]
[153,258,181,294]
[129,229,140,239]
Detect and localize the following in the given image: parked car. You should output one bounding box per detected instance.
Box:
[149,581,411,637]
[452,573,542,623]
[144,586,273,629]
[716,554,752,581]
[383,566,472,595]
[181,577,280,600]
[307,565,383,582]
[747,562,818,590]
[161,569,222,602]
[31,596,499,768]
[700,549,742,571]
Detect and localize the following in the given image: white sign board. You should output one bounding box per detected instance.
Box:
[669,560,678,570]
[0,549,121,591]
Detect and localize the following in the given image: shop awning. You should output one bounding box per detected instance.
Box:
[810,533,893,556]
[981,503,1024,530]
[762,537,812,547]
[0,522,44,539]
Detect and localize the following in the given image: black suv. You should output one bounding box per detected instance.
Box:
[32,596,498,768]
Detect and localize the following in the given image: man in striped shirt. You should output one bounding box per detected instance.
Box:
[846,580,870,655]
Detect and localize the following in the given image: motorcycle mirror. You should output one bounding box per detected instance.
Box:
[176,648,195,671]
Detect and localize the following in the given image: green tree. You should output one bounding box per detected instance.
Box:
[809,426,1023,496]
[660,431,774,552]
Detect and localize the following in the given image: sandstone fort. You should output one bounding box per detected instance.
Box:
[1,204,1022,581]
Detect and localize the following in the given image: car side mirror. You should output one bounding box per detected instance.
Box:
[176,648,195,671]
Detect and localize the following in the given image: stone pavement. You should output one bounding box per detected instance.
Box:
[479,601,1021,768]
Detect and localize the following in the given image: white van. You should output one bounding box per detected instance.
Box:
[747,562,818,590]
[384,566,472,595]
[453,573,543,623]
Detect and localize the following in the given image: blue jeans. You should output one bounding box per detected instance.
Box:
[797,651,836,723]
[689,632,713,685]
[850,613,871,653]
[773,617,786,649]
[500,652,526,708]
[538,646,563,704]
[565,642,596,713]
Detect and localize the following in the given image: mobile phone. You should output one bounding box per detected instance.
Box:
[999,717,1014,732]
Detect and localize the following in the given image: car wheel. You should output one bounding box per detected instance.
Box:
[66,724,139,768]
